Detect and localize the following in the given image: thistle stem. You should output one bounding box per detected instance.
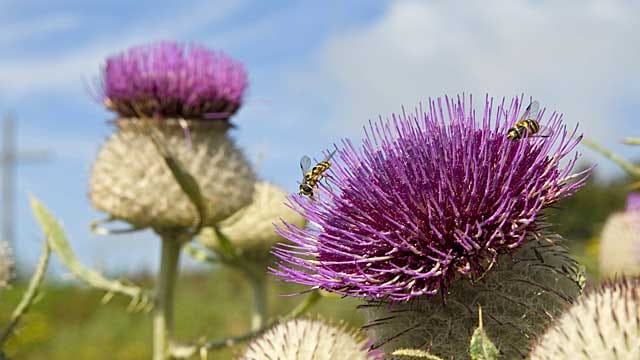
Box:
[153,234,183,360]
[0,242,49,345]
[247,271,268,331]
[623,137,640,145]
[283,290,321,320]
[582,138,640,177]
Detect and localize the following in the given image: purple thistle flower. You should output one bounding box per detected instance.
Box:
[626,192,640,212]
[101,41,248,119]
[272,95,590,301]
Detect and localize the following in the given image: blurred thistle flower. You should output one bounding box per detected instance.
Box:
[241,318,381,360]
[273,95,588,301]
[198,181,305,259]
[529,277,640,360]
[0,241,15,291]
[599,192,640,277]
[363,237,584,360]
[626,191,640,212]
[90,42,255,230]
[102,41,247,120]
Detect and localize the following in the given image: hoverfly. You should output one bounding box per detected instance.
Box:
[507,100,550,141]
[299,150,337,196]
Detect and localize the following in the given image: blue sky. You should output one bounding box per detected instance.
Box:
[1,0,639,276]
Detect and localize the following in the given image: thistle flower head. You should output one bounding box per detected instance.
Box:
[530,277,640,360]
[0,241,14,291]
[198,181,306,259]
[241,318,381,360]
[273,95,589,301]
[102,41,247,119]
[599,195,640,277]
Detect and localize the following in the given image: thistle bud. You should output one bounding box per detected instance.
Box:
[530,278,640,359]
[599,193,640,277]
[198,181,305,259]
[241,318,381,360]
[0,242,14,292]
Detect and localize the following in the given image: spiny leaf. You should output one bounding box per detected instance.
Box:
[29,196,150,307]
[391,348,444,359]
[469,306,499,360]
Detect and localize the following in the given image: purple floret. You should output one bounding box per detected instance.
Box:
[626,192,640,212]
[102,41,247,119]
[272,95,590,301]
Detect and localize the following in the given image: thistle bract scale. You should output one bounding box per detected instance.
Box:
[198,181,306,259]
[599,195,640,277]
[102,41,247,119]
[90,120,255,229]
[529,278,640,360]
[241,318,380,360]
[363,237,583,360]
[273,95,588,301]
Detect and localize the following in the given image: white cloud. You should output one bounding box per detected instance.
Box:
[0,13,80,45]
[315,0,640,145]
[0,0,245,97]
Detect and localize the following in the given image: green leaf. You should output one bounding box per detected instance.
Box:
[210,224,238,258]
[29,196,150,309]
[469,306,499,360]
[162,155,207,229]
[31,196,79,267]
[391,348,444,359]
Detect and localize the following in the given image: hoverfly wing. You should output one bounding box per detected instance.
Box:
[533,124,554,138]
[520,100,540,121]
[300,155,312,174]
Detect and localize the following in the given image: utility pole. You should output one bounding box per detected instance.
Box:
[1,113,51,262]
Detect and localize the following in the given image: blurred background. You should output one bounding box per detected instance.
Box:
[0,0,638,358]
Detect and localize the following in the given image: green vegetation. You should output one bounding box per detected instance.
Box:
[0,268,364,359]
[547,167,630,241]
[0,168,634,359]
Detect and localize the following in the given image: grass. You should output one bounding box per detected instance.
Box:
[0,267,365,359]
[0,244,601,359]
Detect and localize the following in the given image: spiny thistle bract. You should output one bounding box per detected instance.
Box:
[599,193,640,277]
[363,237,583,360]
[102,41,247,119]
[0,241,14,291]
[198,181,306,259]
[90,120,255,229]
[273,95,588,301]
[529,277,640,360]
[240,318,381,360]
[90,42,255,230]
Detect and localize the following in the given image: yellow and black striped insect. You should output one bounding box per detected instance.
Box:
[507,100,549,141]
[299,150,336,196]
